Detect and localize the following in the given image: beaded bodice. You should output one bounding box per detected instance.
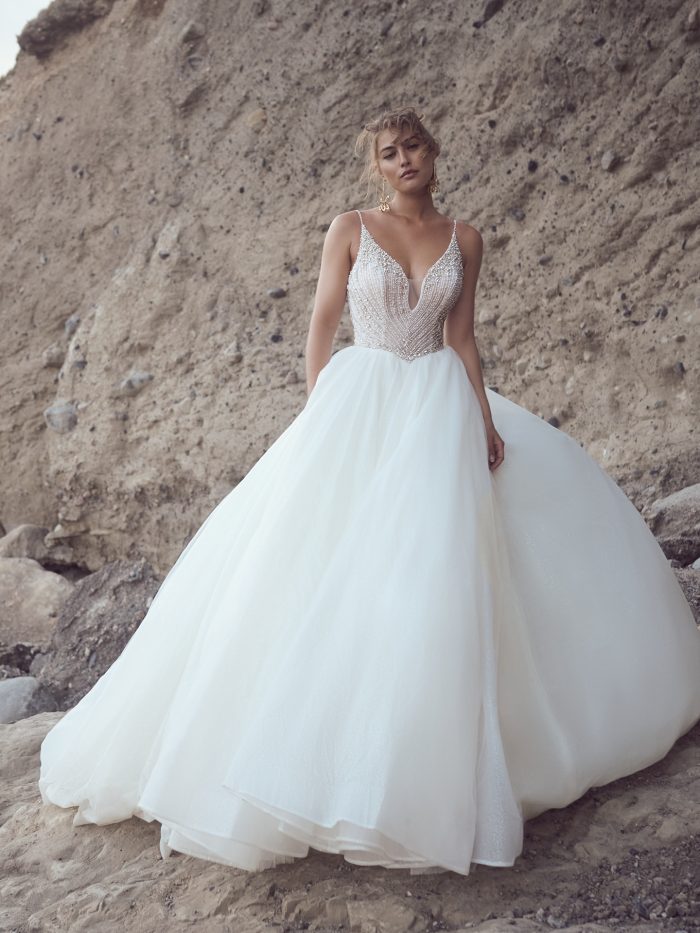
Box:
[346,210,464,362]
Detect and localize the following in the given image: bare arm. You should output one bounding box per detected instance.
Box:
[305,213,353,395]
[443,223,492,425]
[444,224,505,470]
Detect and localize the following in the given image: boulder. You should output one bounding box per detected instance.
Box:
[36,559,161,708]
[647,483,700,564]
[0,525,51,562]
[0,558,73,646]
[0,677,58,724]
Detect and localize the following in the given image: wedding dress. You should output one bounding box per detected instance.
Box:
[38,209,700,876]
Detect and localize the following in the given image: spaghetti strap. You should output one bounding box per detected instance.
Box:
[355,209,364,228]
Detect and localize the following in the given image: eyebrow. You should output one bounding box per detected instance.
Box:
[380,135,419,154]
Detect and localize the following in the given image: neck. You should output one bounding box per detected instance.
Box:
[387,190,438,223]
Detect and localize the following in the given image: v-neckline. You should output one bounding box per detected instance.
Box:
[357,212,457,294]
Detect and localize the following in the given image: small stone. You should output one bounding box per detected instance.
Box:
[673,361,686,376]
[655,305,668,319]
[538,254,552,265]
[601,149,619,171]
[509,206,525,221]
[478,306,499,325]
[246,108,267,132]
[43,400,78,433]
[268,287,287,298]
[116,370,154,396]
[285,370,298,385]
[42,343,65,368]
[64,313,80,337]
[527,158,538,172]
[180,20,205,43]
[158,249,170,259]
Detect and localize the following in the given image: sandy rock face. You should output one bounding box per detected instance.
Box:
[0,0,698,575]
[1,711,698,931]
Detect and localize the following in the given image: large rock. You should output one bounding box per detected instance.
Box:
[675,566,700,625]
[36,559,161,708]
[0,677,58,724]
[0,524,51,562]
[17,0,117,59]
[1,710,698,931]
[647,483,700,565]
[0,558,73,646]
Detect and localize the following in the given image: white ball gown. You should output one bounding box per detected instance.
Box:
[38,209,700,876]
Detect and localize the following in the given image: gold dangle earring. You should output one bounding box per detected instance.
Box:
[428,166,440,194]
[378,176,391,212]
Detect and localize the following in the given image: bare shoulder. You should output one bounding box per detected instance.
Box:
[327,210,362,235]
[453,220,483,267]
[454,220,483,250]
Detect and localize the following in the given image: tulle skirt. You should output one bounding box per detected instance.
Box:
[38,345,700,875]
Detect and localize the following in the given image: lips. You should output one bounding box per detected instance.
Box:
[400,169,417,178]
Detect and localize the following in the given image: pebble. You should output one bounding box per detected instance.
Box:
[268,287,287,298]
[601,149,619,171]
[43,400,77,433]
[116,370,154,396]
[180,20,205,43]
[245,108,267,132]
[42,343,65,368]
[478,306,499,325]
[64,313,80,337]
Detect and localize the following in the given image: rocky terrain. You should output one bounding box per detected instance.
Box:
[1,0,700,930]
[1,710,698,932]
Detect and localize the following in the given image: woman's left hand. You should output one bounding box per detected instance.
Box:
[484,422,505,471]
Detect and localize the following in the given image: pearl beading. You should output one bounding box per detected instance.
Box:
[346,211,464,362]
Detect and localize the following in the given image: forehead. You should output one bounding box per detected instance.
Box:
[377,128,421,152]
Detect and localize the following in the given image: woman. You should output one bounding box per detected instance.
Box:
[39,107,700,876]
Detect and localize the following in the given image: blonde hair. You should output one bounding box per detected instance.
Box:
[354,107,441,202]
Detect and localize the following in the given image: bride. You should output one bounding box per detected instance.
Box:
[38,107,700,876]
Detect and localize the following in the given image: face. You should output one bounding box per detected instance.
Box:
[376,128,434,191]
